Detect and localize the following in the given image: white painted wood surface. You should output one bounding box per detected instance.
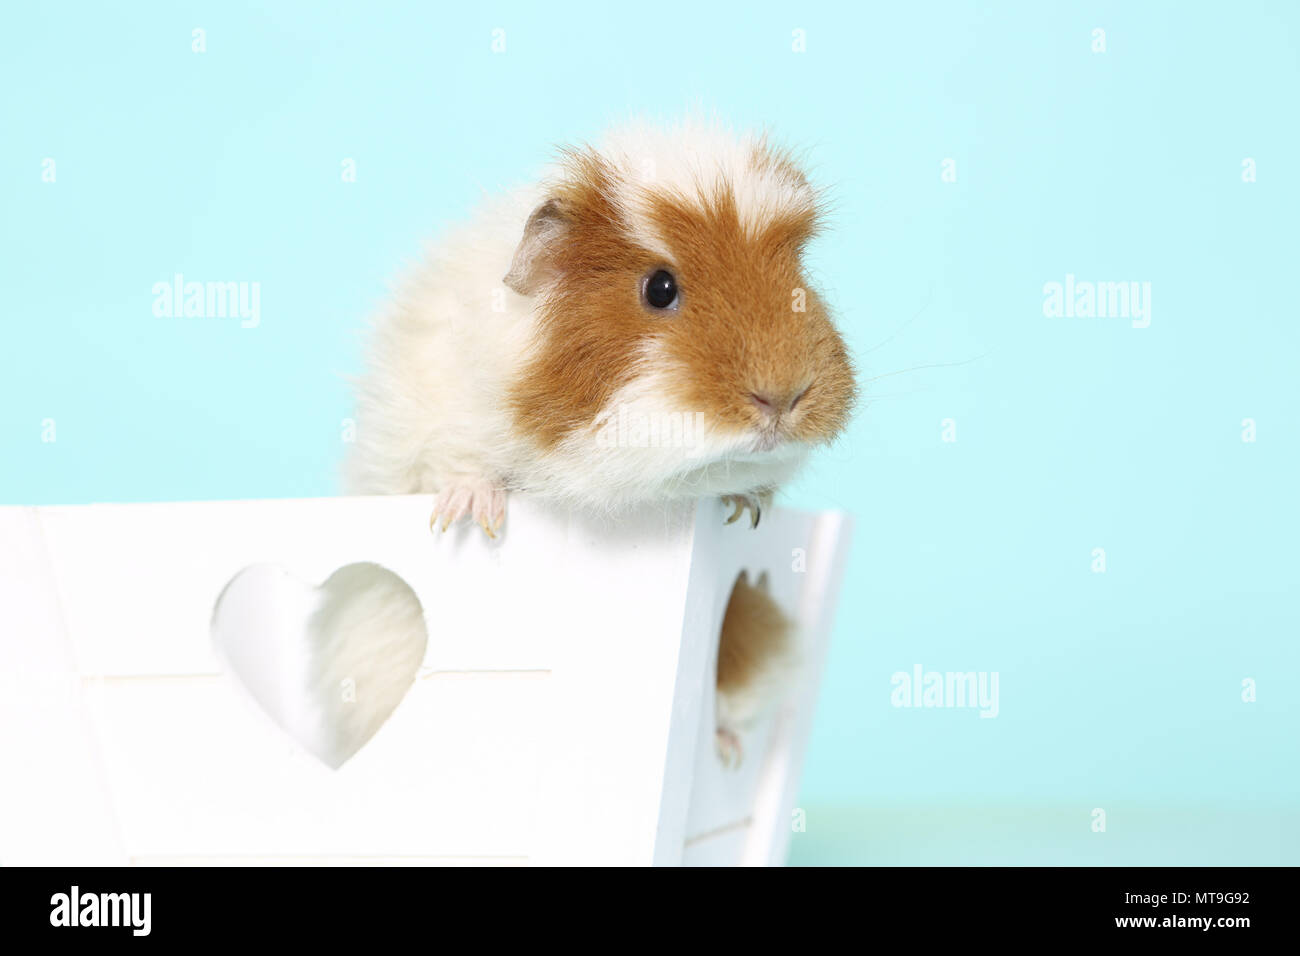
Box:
[0,495,851,866]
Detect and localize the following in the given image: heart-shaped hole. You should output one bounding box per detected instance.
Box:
[211,562,428,769]
[714,569,794,768]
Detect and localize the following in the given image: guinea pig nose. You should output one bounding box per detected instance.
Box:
[750,389,807,417]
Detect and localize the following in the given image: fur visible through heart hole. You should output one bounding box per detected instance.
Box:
[211,562,428,769]
[714,569,795,768]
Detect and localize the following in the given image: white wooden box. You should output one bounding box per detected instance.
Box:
[0,496,850,866]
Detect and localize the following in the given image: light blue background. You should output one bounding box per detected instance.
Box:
[3,2,1297,864]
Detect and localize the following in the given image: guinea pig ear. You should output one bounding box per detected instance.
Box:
[503,198,568,295]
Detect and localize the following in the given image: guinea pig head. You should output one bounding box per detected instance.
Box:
[506,127,856,499]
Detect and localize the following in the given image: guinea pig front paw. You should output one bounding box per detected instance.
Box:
[715,725,744,770]
[721,490,773,530]
[428,480,508,539]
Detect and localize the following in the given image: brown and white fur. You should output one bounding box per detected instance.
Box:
[347,119,854,527]
[347,118,855,761]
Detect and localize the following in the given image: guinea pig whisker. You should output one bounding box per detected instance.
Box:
[863,353,986,385]
[861,284,934,356]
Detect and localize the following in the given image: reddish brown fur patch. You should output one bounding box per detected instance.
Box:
[716,571,792,696]
[509,143,857,452]
[645,184,855,444]
[509,151,660,448]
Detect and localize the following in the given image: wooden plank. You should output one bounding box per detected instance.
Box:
[0,508,127,865]
[743,511,854,866]
[83,672,548,858]
[0,496,850,866]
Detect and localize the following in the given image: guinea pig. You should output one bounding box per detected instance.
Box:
[346,118,856,536]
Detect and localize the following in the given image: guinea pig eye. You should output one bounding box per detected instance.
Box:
[642,269,679,311]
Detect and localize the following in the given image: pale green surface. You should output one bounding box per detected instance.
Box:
[788,806,1300,866]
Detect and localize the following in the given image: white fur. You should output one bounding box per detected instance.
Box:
[211,562,426,770]
[523,340,808,508]
[346,185,545,497]
[347,120,814,512]
[587,117,817,247]
[306,563,427,769]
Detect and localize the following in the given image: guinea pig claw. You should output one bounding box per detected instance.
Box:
[723,496,747,525]
[431,481,508,539]
[722,493,768,529]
